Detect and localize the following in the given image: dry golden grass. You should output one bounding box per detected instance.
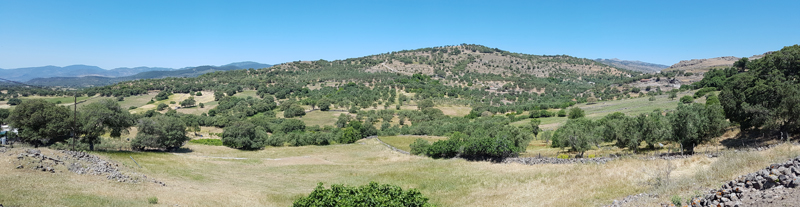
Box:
[1,140,797,207]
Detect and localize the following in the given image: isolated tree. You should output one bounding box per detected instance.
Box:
[195,91,202,96]
[278,119,306,133]
[180,96,196,107]
[131,116,189,151]
[214,91,224,101]
[557,109,567,117]
[340,127,361,144]
[669,92,677,100]
[222,121,267,150]
[199,103,205,108]
[417,99,434,110]
[669,103,727,153]
[79,99,135,151]
[7,99,71,147]
[336,113,350,128]
[733,57,749,71]
[318,99,331,111]
[0,108,10,124]
[567,107,585,119]
[284,105,306,118]
[529,119,541,137]
[552,118,597,157]
[680,95,694,104]
[639,111,672,148]
[157,103,168,111]
[7,98,22,105]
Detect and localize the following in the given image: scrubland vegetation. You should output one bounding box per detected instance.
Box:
[1,44,799,206]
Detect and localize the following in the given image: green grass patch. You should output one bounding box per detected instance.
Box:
[189,139,223,146]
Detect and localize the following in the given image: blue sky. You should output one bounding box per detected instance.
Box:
[1,0,798,69]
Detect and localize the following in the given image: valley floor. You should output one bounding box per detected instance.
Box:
[1,138,798,207]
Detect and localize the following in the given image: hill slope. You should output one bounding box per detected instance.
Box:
[664,52,770,73]
[341,44,631,78]
[595,58,668,73]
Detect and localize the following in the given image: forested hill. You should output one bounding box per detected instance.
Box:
[355,44,632,78]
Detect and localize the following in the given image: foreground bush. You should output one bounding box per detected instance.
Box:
[292,182,434,207]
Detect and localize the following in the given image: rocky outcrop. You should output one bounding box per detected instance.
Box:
[10,148,165,186]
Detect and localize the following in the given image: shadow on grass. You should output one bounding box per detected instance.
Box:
[720,129,787,149]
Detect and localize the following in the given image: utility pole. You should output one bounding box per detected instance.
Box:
[72,92,77,151]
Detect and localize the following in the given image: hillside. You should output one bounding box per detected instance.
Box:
[350,44,631,78]
[663,52,769,73]
[594,58,668,73]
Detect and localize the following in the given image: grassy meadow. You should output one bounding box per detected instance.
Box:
[2,139,797,207]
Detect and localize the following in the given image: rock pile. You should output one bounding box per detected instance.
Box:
[504,156,613,165]
[678,156,800,207]
[10,148,165,186]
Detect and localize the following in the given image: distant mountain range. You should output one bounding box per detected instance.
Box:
[1,61,270,82]
[594,58,669,73]
[1,61,271,87]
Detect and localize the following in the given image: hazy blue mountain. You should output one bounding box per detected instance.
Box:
[594,58,669,73]
[1,61,270,83]
[24,62,272,87]
[1,65,172,82]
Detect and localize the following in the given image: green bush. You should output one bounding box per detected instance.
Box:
[157,103,168,111]
[292,182,433,207]
[131,116,189,151]
[671,195,681,206]
[680,95,694,104]
[557,154,569,159]
[409,138,430,155]
[148,197,158,204]
[222,121,268,150]
[189,139,223,146]
[693,87,717,98]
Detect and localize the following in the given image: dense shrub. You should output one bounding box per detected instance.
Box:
[222,121,268,150]
[680,95,694,104]
[131,116,189,151]
[567,107,584,119]
[283,105,306,118]
[7,98,22,105]
[693,87,717,98]
[409,138,431,155]
[293,182,433,207]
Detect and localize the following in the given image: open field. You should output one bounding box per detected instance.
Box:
[293,110,349,127]
[379,135,448,152]
[511,90,699,130]
[232,90,259,99]
[2,139,797,207]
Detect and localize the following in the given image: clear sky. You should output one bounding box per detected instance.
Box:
[1,0,798,69]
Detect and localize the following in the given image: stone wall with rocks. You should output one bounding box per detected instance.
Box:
[676,156,800,207]
[6,148,165,186]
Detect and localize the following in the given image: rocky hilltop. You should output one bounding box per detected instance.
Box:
[665,52,770,72]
